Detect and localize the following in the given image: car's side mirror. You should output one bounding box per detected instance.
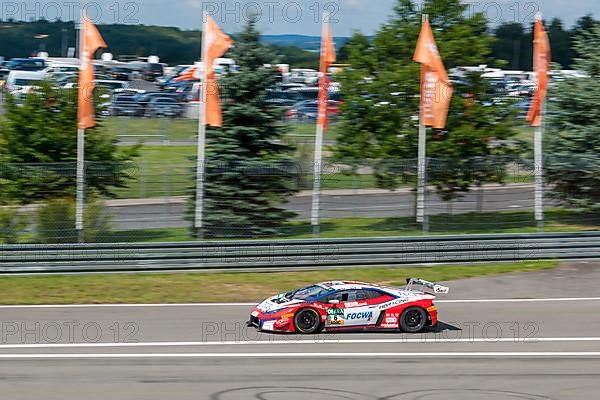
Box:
[329,300,340,305]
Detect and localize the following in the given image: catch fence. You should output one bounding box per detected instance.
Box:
[0,156,597,244]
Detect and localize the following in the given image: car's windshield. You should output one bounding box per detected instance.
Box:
[15,79,42,86]
[286,285,331,301]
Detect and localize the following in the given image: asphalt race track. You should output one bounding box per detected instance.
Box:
[0,261,599,399]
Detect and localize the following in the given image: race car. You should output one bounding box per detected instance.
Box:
[247,278,449,334]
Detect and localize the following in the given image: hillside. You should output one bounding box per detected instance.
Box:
[0,20,320,67]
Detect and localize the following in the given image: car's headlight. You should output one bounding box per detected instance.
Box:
[263,307,289,316]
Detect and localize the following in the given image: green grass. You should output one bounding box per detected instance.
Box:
[114,146,195,198]
[115,145,376,198]
[104,117,198,142]
[103,209,600,243]
[287,122,340,141]
[116,145,532,198]
[104,118,335,143]
[0,261,559,304]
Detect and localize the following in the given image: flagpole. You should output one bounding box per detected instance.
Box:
[534,100,545,231]
[312,123,325,237]
[194,10,209,239]
[76,127,85,242]
[533,12,544,231]
[311,11,328,237]
[416,14,429,232]
[75,11,85,243]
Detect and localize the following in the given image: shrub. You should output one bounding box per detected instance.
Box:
[0,206,28,244]
[36,197,112,243]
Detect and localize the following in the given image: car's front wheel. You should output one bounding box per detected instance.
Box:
[294,308,321,334]
[400,307,427,333]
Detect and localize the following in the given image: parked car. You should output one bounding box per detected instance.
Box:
[142,63,164,81]
[289,86,320,101]
[5,70,45,92]
[6,58,46,71]
[285,100,342,122]
[132,91,182,109]
[107,67,132,81]
[42,64,80,78]
[108,93,144,116]
[145,97,183,117]
[95,80,130,91]
[0,68,10,88]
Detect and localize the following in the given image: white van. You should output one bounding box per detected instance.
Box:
[42,64,80,78]
[5,70,45,92]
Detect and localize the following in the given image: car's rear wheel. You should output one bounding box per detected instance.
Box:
[400,307,427,333]
[294,308,321,334]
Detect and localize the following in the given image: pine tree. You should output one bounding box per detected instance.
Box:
[188,18,297,238]
[546,24,600,209]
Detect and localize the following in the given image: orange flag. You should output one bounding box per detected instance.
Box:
[77,16,107,129]
[527,16,551,127]
[175,66,199,82]
[413,18,452,129]
[317,16,336,127]
[202,15,233,127]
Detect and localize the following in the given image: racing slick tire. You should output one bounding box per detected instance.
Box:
[399,307,427,333]
[294,308,321,334]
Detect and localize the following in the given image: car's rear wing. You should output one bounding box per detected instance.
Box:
[405,278,449,294]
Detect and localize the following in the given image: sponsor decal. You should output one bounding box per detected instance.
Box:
[274,319,291,329]
[427,306,437,312]
[327,308,345,326]
[327,308,344,316]
[344,301,367,308]
[251,311,259,317]
[378,298,409,310]
[381,313,399,328]
[261,320,275,331]
[281,313,294,320]
[346,312,373,320]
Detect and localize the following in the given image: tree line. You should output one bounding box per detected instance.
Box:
[0,19,318,67]
[1,15,597,69]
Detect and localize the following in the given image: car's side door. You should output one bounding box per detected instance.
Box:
[324,289,379,328]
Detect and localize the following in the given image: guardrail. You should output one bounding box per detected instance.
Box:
[0,232,599,274]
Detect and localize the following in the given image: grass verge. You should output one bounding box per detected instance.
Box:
[103,209,599,243]
[0,261,558,304]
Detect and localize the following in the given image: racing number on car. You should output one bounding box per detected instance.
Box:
[327,307,345,326]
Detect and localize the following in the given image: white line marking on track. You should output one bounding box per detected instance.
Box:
[1,337,599,349]
[1,297,600,308]
[0,352,599,359]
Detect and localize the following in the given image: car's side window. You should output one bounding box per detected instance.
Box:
[325,290,352,303]
[321,289,380,303]
[351,290,368,301]
[365,289,385,300]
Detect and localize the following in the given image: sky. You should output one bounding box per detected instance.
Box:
[2,0,597,36]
